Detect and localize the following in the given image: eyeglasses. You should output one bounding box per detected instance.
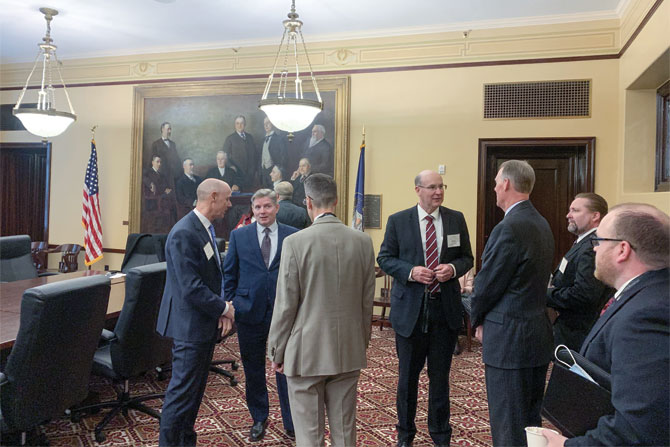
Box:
[590,237,634,249]
[302,196,313,205]
[417,184,447,191]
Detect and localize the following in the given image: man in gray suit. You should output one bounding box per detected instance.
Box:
[470,160,554,446]
[267,174,376,447]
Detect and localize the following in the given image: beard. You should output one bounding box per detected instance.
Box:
[309,136,319,147]
[567,221,579,235]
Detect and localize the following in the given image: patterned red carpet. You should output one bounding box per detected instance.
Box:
[41,330,505,446]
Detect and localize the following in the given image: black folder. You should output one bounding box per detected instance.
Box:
[541,348,615,437]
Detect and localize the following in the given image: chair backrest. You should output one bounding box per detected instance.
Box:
[120,233,167,273]
[0,235,38,282]
[1,275,111,431]
[110,262,172,378]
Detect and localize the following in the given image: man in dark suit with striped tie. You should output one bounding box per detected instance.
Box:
[378,170,473,447]
[223,189,297,441]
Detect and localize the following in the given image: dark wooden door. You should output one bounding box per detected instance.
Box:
[0,142,51,241]
[476,138,595,270]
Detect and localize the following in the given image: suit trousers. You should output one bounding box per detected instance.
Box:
[159,339,216,447]
[484,363,548,446]
[395,298,457,445]
[237,320,294,431]
[286,370,360,447]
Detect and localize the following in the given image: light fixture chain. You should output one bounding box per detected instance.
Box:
[298,29,321,102]
[13,50,43,110]
[53,51,76,114]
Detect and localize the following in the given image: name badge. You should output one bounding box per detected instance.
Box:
[447,234,460,248]
[203,242,214,260]
[558,257,568,274]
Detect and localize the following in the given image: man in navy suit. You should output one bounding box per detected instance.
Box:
[470,160,554,446]
[223,189,297,441]
[156,178,235,447]
[544,203,669,447]
[274,182,310,230]
[377,170,473,447]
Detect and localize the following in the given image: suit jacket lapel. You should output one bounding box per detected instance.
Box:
[580,274,646,352]
[408,207,424,265]
[270,224,288,269]
[439,206,450,259]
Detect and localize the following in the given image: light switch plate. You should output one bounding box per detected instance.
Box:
[438,164,446,174]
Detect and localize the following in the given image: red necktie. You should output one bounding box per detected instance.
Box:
[425,215,440,293]
[600,297,615,316]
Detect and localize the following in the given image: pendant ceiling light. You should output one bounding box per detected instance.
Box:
[258,0,323,133]
[13,7,77,139]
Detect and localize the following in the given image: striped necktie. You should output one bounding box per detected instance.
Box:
[425,215,440,293]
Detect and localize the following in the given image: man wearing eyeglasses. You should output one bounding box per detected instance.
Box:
[469,160,554,446]
[377,170,473,447]
[547,193,614,350]
[543,203,669,447]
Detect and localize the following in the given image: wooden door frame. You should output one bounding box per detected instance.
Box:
[475,137,595,269]
[0,142,52,242]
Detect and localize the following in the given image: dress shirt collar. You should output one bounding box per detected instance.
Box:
[614,273,642,301]
[505,200,526,216]
[256,220,278,236]
[314,212,335,221]
[152,167,159,174]
[193,208,213,236]
[417,204,440,222]
[576,227,597,244]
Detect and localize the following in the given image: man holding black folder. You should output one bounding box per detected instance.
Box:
[543,203,669,446]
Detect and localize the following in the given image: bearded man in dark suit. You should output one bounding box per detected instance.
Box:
[303,124,333,177]
[470,160,554,446]
[547,192,613,350]
[150,122,181,188]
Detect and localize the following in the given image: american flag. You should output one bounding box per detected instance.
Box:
[82,140,104,265]
[351,139,365,231]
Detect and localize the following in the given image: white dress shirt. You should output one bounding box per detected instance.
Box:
[256,221,279,265]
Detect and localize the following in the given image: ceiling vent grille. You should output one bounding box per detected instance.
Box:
[483,80,591,119]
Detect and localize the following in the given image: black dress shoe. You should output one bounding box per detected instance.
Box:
[397,440,412,447]
[453,340,463,356]
[286,429,295,439]
[250,420,267,442]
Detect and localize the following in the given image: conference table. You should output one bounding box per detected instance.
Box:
[0,270,126,350]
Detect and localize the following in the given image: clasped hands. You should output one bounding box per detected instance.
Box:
[217,302,235,337]
[411,264,454,284]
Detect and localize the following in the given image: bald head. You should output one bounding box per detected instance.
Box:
[196,178,232,221]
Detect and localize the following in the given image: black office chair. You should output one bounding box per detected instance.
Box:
[120,233,167,273]
[0,276,111,446]
[72,263,172,443]
[0,235,57,282]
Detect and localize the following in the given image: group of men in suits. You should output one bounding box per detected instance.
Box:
[543,203,669,446]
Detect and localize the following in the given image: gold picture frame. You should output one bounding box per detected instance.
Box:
[128,76,350,237]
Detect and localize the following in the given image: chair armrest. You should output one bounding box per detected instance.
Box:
[100,329,116,342]
[38,272,60,277]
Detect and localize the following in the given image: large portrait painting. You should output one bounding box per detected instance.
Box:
[129,77,350,239]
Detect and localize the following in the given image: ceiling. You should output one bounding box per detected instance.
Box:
[0,0,626,64]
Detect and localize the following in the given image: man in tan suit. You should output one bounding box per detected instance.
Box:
[267,174,376,447]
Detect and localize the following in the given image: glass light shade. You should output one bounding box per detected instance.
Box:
[13,108,76,138]
[259,98,323,133]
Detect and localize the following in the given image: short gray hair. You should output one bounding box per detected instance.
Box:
[304,174,337,208]
[274,181,294,199]
[251,188,277,205]
[499,160,535,194]
[610,203,669,269]
[234,115,246,124]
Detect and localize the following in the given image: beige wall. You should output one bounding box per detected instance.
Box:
[1,0,667,271]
